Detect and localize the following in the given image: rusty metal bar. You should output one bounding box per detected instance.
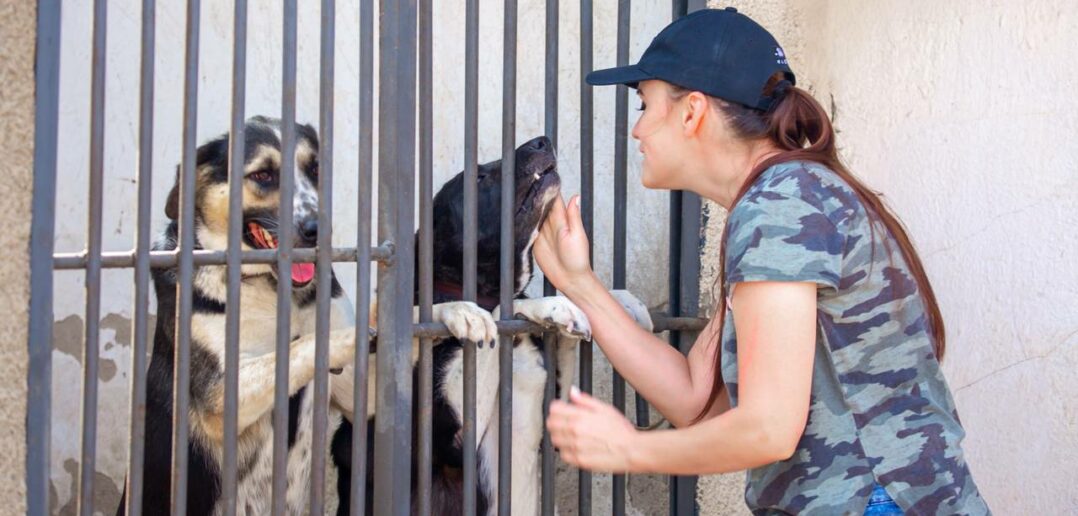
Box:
[373,0,418,510]
[171,0,201,511]
[417,0,435,511]
[124,1,155,513]
[78,1,107,513]
[308,0,336,512]
[220,0,247,514]
[462,0,480,511]
[350,0,376,513]
[579,0,594,512]
[271,0,298,511]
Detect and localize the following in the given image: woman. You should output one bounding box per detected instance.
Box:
[535,8,989,515]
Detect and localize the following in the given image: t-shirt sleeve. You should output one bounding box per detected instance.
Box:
[724,192,846,290]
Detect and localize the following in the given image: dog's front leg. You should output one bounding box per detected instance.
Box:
[434,301,501,502]
[508,297,591,401]
[196,326,367,441]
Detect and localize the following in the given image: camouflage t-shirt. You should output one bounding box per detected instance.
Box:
[719,161,990,515]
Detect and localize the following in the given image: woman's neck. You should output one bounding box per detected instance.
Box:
[697,140,782,210]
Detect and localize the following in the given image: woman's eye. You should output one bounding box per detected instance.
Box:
[247,170,274,184]
[637,102,647,112]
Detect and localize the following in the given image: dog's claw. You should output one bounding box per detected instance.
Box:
[514,297,591,341]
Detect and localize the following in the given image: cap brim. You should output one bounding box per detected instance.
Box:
[585,64,654,88]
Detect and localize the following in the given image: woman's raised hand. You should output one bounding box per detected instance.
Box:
[533,194,595,295]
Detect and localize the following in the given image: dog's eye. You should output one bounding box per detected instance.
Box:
[247,170,274,184]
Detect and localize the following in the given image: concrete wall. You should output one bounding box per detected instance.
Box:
[697,1,1078,514]
[0,1,34,513]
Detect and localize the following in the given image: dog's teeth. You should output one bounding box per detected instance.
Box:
[261,227,276,247]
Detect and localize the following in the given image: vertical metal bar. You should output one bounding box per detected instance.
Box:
[499,0,518,512]
[222,1,247,514]
[540,332,557,516]
[416,0,435,511]
[463,0,480,512]
[125,1,155,513]
[78,1,106,514]
[28,2,61,512]
[173,0,201,511]
[611,1,630,514]
[374,0,418,511]
[350,0,375,513]
[272,0,298,511]
[672,193,702,516]
[666,5,701,514]
[309,1,336,512]
[579,0,594,513]
[540,0,558,513]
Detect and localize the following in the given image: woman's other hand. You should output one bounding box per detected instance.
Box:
[546,386,639,473]
[533,195,595,294]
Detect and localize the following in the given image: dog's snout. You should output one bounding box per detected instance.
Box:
[299,219,318,242]
[522,136,551,153]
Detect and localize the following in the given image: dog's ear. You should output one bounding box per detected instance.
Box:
[164,165,180,220]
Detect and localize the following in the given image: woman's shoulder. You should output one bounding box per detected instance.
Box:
[738,160,862,228]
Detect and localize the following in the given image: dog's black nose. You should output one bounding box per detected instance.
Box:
[522,136,551,152]
[299,219,318,242]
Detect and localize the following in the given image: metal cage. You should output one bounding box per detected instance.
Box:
[27,0,709,514]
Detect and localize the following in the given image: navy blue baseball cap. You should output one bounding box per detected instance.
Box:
[587,7,795,111]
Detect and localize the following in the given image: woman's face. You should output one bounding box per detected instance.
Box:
[632,80,687,190]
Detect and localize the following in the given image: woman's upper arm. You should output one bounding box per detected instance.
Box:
[683,313,727,421]
[730,280,817,455]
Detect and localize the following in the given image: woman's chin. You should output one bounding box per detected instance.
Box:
[640,168,666,190]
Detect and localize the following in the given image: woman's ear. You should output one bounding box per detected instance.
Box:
[682,91,709,137]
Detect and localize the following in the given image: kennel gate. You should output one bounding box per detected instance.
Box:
[26,0,710,514]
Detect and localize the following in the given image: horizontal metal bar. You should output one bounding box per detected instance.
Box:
[53,245,393,269]
[412,314,705,339]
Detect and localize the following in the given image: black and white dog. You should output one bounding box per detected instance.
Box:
[328,135,653,516]
[118,118,652,515]
[118,116,505,515]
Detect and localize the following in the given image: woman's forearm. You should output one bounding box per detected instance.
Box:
[629,406,794,475]
[563,274,714,425]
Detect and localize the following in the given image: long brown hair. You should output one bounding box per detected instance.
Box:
[673,76,947,423]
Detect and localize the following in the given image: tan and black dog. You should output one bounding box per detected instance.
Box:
[118,116,500,515]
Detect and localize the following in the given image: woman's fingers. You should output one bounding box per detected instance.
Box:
[566,195,584,237]
[568,386,606,411]
[544,193,568,237]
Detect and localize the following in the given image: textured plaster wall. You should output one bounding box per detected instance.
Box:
[698,1,1078,515]
[0,0,34,513]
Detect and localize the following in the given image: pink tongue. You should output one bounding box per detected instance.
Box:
[291,263,315,283]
